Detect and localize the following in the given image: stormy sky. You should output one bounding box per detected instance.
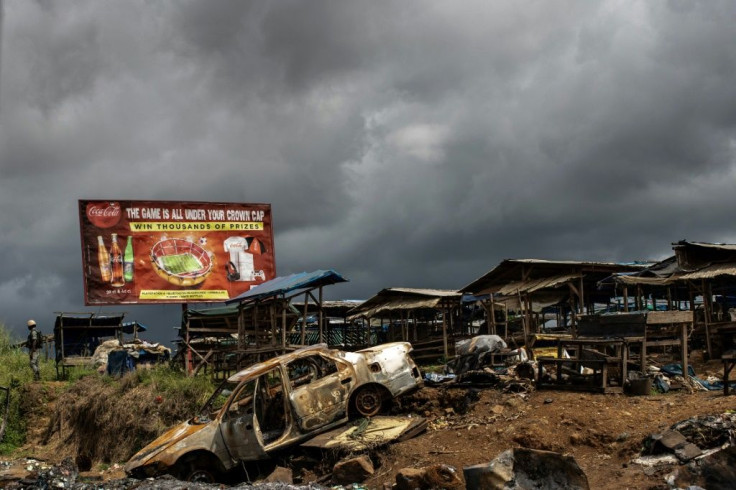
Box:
[1,0,735,344]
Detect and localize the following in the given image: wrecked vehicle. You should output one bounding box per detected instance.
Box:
[124,342,423,482]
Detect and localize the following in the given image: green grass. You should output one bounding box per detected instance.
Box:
[0,323,217,456]
[0,324,48,453]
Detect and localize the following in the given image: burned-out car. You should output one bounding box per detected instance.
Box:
[125,342,423,482]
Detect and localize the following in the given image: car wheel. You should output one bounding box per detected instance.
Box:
[176,460,218,483]
[353,385,384,417]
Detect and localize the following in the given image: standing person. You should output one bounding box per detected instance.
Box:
[27,319,42,381]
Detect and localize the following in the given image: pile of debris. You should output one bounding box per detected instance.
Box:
[426,335,535,393]
[633,412,736,488]
[92,339,171,375]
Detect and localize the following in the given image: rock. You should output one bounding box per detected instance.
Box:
[544,398,553,404]
[504,396,524,409]
[697,445,736,488]
[616,432,630,442]
[491,405,505,414]
[396,464,463,490]
[658,430,687,451]
[263,466,293,484]
[570,432,583,445]
[463,448,589,490]
[333,455,374,485]
[674,443,702,462]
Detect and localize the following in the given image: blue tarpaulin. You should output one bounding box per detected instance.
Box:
[226,269,348,304]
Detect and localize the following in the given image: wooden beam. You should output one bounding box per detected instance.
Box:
[318,286,324,344]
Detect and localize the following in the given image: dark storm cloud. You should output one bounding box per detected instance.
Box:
[1,0,736,341]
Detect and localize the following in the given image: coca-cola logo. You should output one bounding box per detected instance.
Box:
[86,201,122,228]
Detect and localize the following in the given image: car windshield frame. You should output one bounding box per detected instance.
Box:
[196,379,240,421]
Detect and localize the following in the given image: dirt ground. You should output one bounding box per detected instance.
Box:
[362,385,734,489]
[3,356,736,489]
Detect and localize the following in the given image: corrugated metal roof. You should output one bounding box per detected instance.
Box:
[226,269,348,304]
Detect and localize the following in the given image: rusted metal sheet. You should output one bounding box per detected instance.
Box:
[300,416,427,451]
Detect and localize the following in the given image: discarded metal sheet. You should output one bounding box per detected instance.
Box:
[301,416,427,451]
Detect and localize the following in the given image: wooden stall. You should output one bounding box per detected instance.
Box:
[460,259,648,346]
[53,312,125,378]
[346,288,463,363]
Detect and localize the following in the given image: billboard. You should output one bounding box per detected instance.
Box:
[78,200,275,305]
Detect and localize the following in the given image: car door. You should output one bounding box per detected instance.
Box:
[287,354,354,432]
[218,378,267,462]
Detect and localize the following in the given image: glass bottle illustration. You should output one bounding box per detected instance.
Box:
[123,236,134,282]
[110,233,125,287]
[97,236,111,282]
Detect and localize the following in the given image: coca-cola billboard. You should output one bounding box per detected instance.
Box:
[78,200,275,305]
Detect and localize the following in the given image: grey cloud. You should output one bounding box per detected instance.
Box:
[1,0,736,342]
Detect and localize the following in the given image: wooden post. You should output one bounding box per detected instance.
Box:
[703,280,713,359]
[253,303,259,348]
[301,292,308,345]
[269,302,276,346]
[489,295,497,335]
[318,286,324,344]
[579,276,585,315]
[237,304,245,350]
[518,291,528,342]
[182,305,190,375]
[624,287,629,312]
[442,304,448,361]
[681,322,689,381]
[281,299,287,349]
[641,336,647,374]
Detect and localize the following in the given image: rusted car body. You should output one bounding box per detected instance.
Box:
[125,342,422,481]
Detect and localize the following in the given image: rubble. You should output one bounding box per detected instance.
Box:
[332,456,374,486]
[395,464,463,490]
[463,448,589,490]
[263,466,293,484]
[2,458,329,489]
[636,412,736,471]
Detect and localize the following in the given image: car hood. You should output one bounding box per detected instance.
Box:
[124,417,208,473]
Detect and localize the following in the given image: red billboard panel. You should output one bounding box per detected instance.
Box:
[78,200,275,305]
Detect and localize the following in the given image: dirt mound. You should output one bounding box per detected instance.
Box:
[21,373,204,467]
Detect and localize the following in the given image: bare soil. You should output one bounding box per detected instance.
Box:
[4,356,736,489]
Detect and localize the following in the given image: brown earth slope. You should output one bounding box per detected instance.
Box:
[6,358,736,489]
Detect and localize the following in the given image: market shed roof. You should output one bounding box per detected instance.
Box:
[226,269,348,304]
[460,259,647,295]
[607,241,736,287]
[347,288,462,319]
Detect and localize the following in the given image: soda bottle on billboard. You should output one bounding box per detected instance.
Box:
[97,236,111,282]
[123,236,134,282]
[110,233,125,287]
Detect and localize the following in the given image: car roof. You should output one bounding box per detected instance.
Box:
[227,343,331,383]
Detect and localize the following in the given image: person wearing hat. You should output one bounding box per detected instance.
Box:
[27,320,42,381]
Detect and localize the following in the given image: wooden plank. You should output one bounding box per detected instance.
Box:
[646,311,694,325]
